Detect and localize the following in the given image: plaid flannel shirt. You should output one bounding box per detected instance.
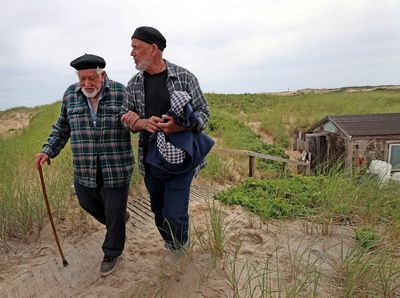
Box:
[41,75,134,188]
[122,60,209,176]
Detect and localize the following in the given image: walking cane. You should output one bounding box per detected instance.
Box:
[38,161,68,267]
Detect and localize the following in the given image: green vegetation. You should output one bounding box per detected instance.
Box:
[2,89,400,296]
[202,90,400,181]
[206,108,288,158]
[215,176,323,219]
[331,243,400,297]
[215,175,400,240]
[197,90,400,297]
[354,226,381,249]
[206,90,400,145]
[210,174,400,297]
[2,89,400,241]
[0,103,72,240]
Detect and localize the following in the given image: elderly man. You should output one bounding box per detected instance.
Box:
[35,54,134,276]
[122,26,210,253]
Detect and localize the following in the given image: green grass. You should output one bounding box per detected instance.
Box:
[0,102,73,239]
[215,174,400,237]
[2,88,400,243]
[206,90,400,143]
[213,172,400,297]
[2,90,399,296]
[214,176,325,220]
[206,108,268,151]
[331,243,400,297]
[203,90,400,180]
[354,226,381,249]
[202,107,289,180]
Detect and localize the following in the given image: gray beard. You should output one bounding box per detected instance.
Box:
[135,59,151,71]
[82,88,100,98]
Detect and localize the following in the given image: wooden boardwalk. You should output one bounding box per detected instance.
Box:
[0,185,216,298]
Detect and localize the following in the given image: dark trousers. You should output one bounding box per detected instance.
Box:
[74,181,129,257]
[144,169,194,250]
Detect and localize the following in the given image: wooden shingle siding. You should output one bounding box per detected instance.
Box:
[298,113,400,171]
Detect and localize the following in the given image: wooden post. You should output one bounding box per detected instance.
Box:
[346,139,354,175]
[249,155,255,177]
[284,163,288,176]
[305,152,311,175]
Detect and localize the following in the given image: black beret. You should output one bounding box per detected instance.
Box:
[131,26,166,51]
[70,53,106,70]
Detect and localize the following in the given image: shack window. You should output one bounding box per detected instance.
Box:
[323,121,337,133]
[388,144,400,170]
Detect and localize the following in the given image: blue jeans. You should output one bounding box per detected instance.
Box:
[144,168,194,250]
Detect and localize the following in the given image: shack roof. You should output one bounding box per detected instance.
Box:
[311,113,400,139]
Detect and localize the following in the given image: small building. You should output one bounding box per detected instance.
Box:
[296,113,400,172]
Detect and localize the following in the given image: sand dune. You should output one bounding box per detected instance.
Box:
[0,185,356,297]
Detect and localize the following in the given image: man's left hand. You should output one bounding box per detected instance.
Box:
[158,115,186,135]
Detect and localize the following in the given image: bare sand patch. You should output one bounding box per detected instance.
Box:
[0,109,35,137]
[244,120,302,174]
[245,121,274,145]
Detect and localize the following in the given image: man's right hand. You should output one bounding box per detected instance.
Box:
[35,153,49,169]
[143,116,163,133]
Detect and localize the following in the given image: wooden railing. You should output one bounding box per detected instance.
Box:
[213,148,310,176]
[131,139,310,176]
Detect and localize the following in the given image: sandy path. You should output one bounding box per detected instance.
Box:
[0,185,356,297]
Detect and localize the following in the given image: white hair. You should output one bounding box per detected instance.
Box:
[95,67,105,75]
[76,67,105,76]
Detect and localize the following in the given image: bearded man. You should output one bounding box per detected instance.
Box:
[121,27,210,254]
[35,54,134,276]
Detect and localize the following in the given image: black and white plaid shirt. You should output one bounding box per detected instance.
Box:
[122,60,209,176]
[156,91,191,164]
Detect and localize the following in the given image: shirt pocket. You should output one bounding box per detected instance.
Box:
[67,107,84,116]
[106,106,121,115]
[67,107,88,129]
[104,106,121,129]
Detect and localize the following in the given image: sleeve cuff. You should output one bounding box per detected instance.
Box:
[41,147,55,158]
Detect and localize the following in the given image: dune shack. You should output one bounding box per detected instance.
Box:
[296,113,400,172]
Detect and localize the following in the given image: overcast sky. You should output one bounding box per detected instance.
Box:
[0,0,399,111]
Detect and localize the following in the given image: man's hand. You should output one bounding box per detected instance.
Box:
[158,115,186,135]
[35,153,50,169]
[144,116,163,133]
[121,111,140,131]
[122,111,163,133]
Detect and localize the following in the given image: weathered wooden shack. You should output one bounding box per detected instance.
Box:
[296,113,400,171]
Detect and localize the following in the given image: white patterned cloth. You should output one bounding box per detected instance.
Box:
[156,91,191,164]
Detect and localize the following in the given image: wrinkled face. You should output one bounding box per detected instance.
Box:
[78,69,104,98]
[130,38,154,71]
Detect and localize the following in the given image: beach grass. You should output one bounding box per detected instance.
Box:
[2,89,400,296]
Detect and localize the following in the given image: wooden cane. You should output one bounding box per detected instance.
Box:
[38,162,68,266]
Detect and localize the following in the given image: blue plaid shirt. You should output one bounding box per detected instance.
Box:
[122,60,209,176]
[42,75,134,188]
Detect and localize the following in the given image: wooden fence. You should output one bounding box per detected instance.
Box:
[132,139,310,177]
[213,148,310,176]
